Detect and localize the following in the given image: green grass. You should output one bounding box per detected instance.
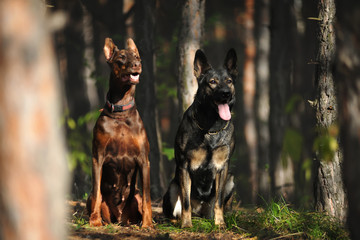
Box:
[71,199,350,239]
[157,199,349,239]
[157,217,219,234]
[224,199,349,239]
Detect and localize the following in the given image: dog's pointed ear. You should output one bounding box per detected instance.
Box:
[126,38,139,55]
[224,48,238,80]
[104,38,117,62]
[194,49,211,79]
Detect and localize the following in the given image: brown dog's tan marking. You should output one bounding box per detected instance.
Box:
[87,38,152,228]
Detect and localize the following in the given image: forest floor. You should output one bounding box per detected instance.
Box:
[67,200,250,240]
[67,199,349,240]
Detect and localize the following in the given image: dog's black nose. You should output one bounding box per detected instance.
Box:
[221,89,231,99]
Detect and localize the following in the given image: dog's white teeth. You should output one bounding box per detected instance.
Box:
[130,74,139,81]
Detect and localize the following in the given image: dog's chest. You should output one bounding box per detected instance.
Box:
[188,145,230,171]
[95,114,148,158]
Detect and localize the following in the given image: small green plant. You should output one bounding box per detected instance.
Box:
[313,124,339,162]
[72,211,88,230]
[225,198,349,239]
[105,224,117,234]
[157,217,218,234]
[162,142,175,161]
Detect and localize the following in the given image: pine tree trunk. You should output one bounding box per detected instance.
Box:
[336,0,360,236]
[243,0,258,204]
[0,1,68,239]
[313,0,347,222]
[134,0,164,198]
[255,0,270,203]
[177,0,205,113]
[269,0,295,201]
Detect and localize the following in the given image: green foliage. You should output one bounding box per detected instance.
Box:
[281,128,303,167]
[71,198,349,239]
[162,142,175,161]
[72,209,89,230]
[105,224,117,234]
[285,94,303,114]
[225,198,349,239]
[157,217,218,234]
[302,158,312,182]
[313,124,339,162]
[63,109,100,175]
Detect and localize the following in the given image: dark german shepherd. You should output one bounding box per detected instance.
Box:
[162,49,237,228]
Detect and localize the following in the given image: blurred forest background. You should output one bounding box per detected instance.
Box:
[53,0,319,206]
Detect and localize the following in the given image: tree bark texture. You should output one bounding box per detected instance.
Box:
[135,0,164,198]
[313,0,347,222]
[336,0,360,236]
[255,0,270,203]
[269,0,295,201]
[243,0,258,204]
[177,0,205,114]
[0,1,68,239]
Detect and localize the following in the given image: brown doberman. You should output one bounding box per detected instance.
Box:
[87,38,152,228]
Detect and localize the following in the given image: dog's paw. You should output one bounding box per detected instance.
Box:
[141,222,154,229]
[181,219,193,228]
[89,213,103,227]
[214,217,225,227]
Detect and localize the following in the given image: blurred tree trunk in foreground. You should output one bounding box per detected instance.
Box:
[134,0,164,199]
[0,1,68,240]
[336,0,360,236]
[177,0,205,114]
[313,0,347,222]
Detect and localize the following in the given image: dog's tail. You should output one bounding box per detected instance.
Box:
[162,179,182,219]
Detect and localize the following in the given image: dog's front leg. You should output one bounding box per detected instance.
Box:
[214,168,228,226]
[179,167,192,228]
[140,159,153,228]
[89,156,104,227]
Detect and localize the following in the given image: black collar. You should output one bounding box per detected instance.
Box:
[105,98,135,112]
[192,111,230,135]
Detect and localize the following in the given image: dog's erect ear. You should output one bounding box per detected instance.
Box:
[224,48,238,80]
[104,38,117,62]
[126,38,139,55]
[194,49,212,79]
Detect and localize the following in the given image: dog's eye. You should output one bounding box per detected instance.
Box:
[209,79,216,84]
[226,79,233,84]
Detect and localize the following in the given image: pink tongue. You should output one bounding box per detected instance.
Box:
[218,104,231,120]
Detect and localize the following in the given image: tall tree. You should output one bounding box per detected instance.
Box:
[177,0,205,113]
[255,0,270,203]
[336,0,360,236]
[0,1,68,239]
[134,0,164,198]
[243,0,258,203]
[313,0,347,222]
[269,0,295,200]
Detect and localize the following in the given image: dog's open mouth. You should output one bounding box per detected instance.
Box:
[122,73,140,84]
[217,103,231,121]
